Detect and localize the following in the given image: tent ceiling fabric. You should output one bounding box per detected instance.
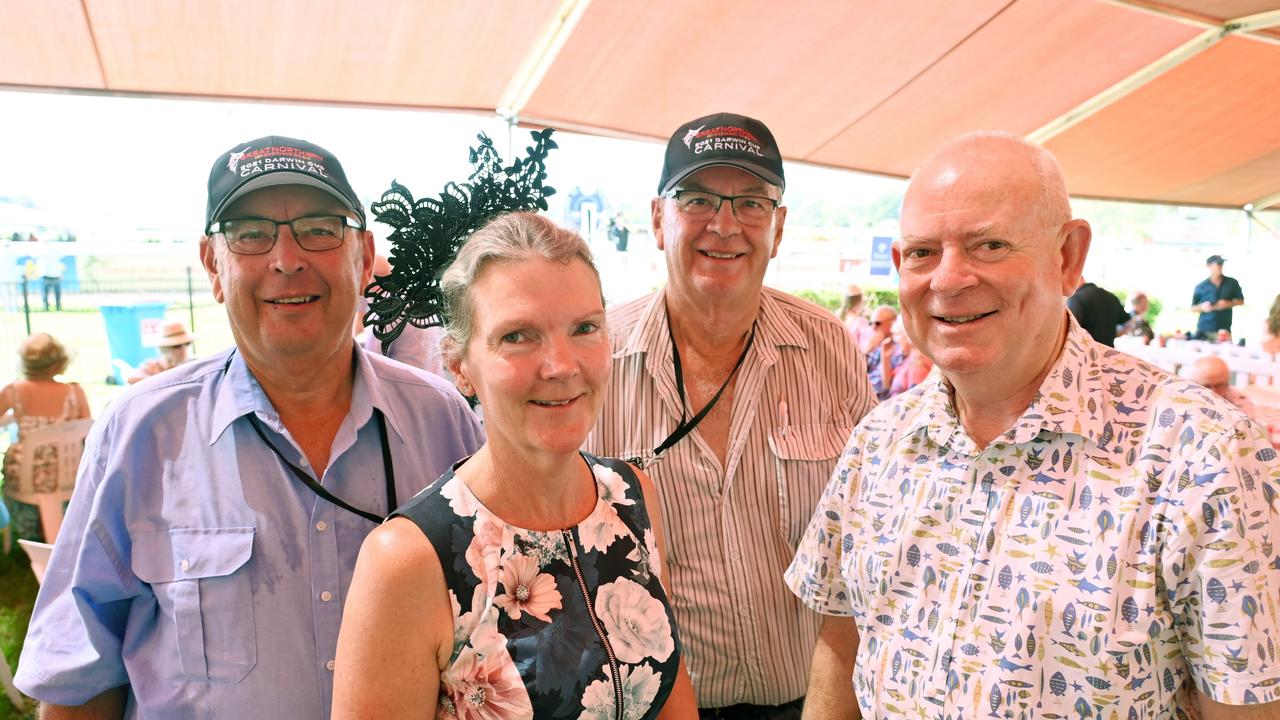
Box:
[2,0,1278,209]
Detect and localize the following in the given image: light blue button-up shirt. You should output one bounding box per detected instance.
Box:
[16,346,484,718]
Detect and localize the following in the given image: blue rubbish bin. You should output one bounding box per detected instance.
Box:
[100,303,169,383]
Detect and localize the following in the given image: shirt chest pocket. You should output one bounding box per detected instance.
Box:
[133,527,257,683]
[769,423,848,548]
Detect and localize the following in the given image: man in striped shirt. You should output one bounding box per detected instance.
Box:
[585,112,877,719]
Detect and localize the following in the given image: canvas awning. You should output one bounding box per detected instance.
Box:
[3,0,1278,209]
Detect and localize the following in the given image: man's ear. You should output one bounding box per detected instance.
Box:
[651,197,666,251]
[199,237,225,304]
[768,205,786,259]
[357,230,375,288]
[1057,219,1092,296]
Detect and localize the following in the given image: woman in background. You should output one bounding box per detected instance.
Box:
[889,317,933,397]
[836,283,871,350]
[1,333,90,541]
[333,212,695,719]
[1263,294,1280,355]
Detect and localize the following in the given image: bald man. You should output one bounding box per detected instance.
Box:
[786,132,1280,719]
[1187,355,1258,420]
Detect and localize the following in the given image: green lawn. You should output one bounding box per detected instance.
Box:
[0,546,37,719]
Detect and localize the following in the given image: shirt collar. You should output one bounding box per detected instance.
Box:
[208,344,405,445]
[615,286,810,368]
[907,314,1111,454]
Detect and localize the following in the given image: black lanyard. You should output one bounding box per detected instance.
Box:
[630,320,756,469]
[248,409,397,524]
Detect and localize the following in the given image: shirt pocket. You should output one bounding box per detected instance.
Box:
[132,527,257,683]
[769,423,848,548]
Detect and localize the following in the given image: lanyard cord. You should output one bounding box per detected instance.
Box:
[641,320,757,464]
[248,409,397,524]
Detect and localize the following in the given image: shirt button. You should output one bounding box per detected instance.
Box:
[299,457,309,467]
[179,559,190,572]
[315,520,327,532]
[326,659,335,671]
[320,591,333,602]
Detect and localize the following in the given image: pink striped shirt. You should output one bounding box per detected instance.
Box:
[585,286,877,707]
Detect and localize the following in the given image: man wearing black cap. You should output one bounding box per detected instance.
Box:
[586,113,877,717]
[1192,254,1244,340]
[16,136,483,718]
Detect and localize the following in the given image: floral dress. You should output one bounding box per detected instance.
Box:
[394,453,682,720]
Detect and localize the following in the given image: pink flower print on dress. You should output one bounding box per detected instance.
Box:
[494,554,563,622]
[578,503,626,554]
[594,578,675,664]
[442,475,482,517]
[592,463,635,507]
[465,508,506,595]
[577,663,664,720]
[438,646,533,720]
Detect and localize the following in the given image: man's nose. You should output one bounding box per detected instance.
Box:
[268,227,306,274]
[929,247,978,295]
[706,198,742,235]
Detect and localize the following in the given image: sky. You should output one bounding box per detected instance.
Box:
[0,88,904,247]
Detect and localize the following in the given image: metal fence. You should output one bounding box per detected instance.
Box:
[0,268,229,388]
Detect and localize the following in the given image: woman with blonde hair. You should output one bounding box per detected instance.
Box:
[334,212,696,719]
[1,332,91,541]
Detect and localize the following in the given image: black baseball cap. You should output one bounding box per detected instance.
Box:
[205,135,365,234]
[1206,254,1226,265]
[657,112,785,196]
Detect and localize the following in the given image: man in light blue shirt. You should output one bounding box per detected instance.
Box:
[16,136,484,719]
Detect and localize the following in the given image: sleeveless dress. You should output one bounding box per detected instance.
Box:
[394,453,682,720]
[2,381,84,541]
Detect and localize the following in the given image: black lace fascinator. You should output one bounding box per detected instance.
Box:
[364,128,557,350]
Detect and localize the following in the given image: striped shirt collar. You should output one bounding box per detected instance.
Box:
[615,286,811,370]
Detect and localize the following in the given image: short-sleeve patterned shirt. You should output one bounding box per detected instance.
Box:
[786,319,1280,719]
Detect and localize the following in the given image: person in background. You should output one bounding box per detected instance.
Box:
[126,320,195,384]
[1066,277,1128,347]
[609,211,631,252]
[333,212,696,719]
[788,131,1280,719]
[15,135,484,719]
[356,254,447,378]
[587,112,877,717]
[1262,293,1280,355]
[1119,290,1155,344]
[886,317,931,397]
[863,305,904,401]
[37,244,65,311]
[0,333,91,542]
[836,284,871,349]
[1186,355,1258,420]
[1192,254,1243,341]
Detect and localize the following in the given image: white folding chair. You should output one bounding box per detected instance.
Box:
[6,418,93,544]
[17,538,53,585]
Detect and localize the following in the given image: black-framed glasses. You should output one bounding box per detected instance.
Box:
[209,214,362,255]
[666,189,779,226]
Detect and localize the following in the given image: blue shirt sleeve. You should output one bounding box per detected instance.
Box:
[15,415,140,704]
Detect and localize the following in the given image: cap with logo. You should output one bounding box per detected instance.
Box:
[657,112,785,196]
[205,135,365,234]
[1206,254,1226,265]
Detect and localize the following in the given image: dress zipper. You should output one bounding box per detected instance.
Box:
[562,528,625,720]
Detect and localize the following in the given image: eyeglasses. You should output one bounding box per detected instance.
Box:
[209,215,362,255]
[666,189,780,226]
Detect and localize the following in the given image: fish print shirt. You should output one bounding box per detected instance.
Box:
[786,319,1280,719]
